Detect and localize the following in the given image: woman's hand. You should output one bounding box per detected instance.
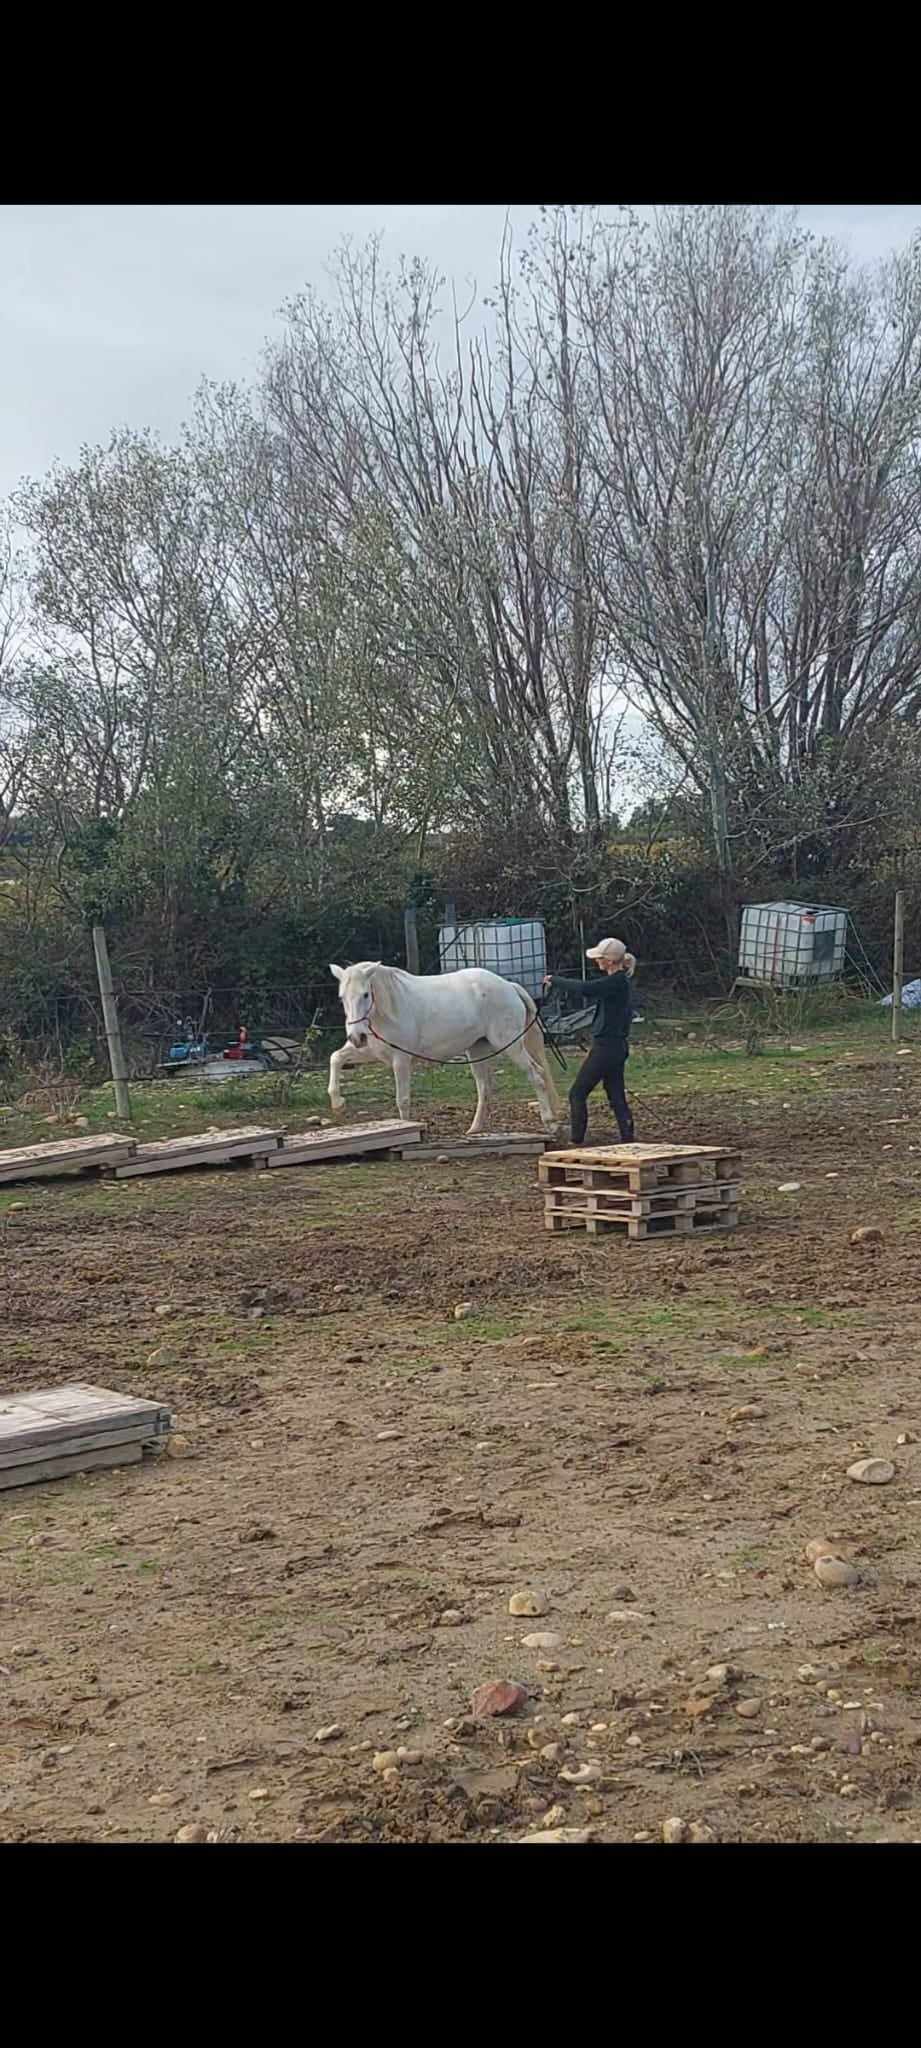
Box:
[541,973,553,992]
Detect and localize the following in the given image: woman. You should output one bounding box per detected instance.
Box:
[543,936,636,1145]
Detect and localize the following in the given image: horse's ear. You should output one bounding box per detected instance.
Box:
[329,963,344,983]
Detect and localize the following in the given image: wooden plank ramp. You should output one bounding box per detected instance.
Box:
[266,1118,421,1166]
[404,1133,551,1161]
[0,1133,137,1184]
[0,1384,172,1491]
[109,1126,283,1178]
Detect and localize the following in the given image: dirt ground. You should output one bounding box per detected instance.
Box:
[3,1047,921,1844]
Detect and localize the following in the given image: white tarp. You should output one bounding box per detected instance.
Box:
[880,978,921,1010]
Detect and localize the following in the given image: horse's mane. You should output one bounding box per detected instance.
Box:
[348,961,408,1012]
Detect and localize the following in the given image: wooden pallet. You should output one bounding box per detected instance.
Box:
[0,1383,172,1491]
[545,1179,739,1219]
[266,1119,422,1166]
[108,1126,284,1178]
[403,1133,550,1162]
[0,1132,137,1184]
[545,1198,739,1239]
[539,1142,741,1195]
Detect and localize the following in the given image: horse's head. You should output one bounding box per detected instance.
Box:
[330,962,379,1049]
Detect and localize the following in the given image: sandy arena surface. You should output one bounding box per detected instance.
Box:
[2,1053,921,1843]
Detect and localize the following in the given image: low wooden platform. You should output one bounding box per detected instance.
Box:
[539,1142,741,1195]
[266,1119,422,1166]
[539,1142,742,1242]
[0,1383,172,1491]
[403,1133,550,1162]
[108,1126,284,1178]
[0,1133,137,1184]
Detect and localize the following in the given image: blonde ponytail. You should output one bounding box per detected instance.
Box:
[623,951,637,977]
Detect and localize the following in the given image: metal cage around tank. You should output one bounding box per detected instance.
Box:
[437,917,548,999]
[738,901,847,990]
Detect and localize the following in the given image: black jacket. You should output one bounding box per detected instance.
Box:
[549,972,632,1048]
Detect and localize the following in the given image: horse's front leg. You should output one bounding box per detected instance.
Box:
[391,1050,413,1123]
[328,1042,351,1115]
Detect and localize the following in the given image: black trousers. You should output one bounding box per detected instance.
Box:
[569,1041,634,1145]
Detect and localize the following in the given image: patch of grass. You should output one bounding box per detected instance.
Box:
[728,1545,769,1570]
[448,1314,519,1341]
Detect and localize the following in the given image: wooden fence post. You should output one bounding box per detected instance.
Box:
[892,888,905,1045]
[92,924,132,1120]
[404,904,420,975]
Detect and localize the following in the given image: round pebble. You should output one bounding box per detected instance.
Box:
[509,1591,548,1617]
[521,1631,562,1650]
[471,1680,527,1719]
[735,1698,761,1719]
[558,1761,602,1785]
[814,1555,860,1588]
[372,1750,400,1773]
[847,1457,895,1485]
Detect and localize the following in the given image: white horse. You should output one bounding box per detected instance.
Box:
[328,961,561,1135]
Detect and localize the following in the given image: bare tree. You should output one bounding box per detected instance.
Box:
[266,230,624,836]
[574,207,921,898]
[0,506,32,848]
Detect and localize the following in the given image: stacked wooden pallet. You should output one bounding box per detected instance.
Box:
[539,1142,741,1240]
[0,1384,173,1492]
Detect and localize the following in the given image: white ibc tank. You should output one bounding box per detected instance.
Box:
[438,918,547,999]
[738,901,847,989]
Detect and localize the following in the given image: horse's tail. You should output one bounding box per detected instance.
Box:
[514,984,563,1121]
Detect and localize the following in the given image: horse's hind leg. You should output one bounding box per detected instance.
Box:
[504,1036,558,1133]
[466,1044,497,1135]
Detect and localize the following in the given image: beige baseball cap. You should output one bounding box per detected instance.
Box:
[586,937,627,963]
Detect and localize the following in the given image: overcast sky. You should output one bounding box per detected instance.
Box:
[2,204,921,504]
